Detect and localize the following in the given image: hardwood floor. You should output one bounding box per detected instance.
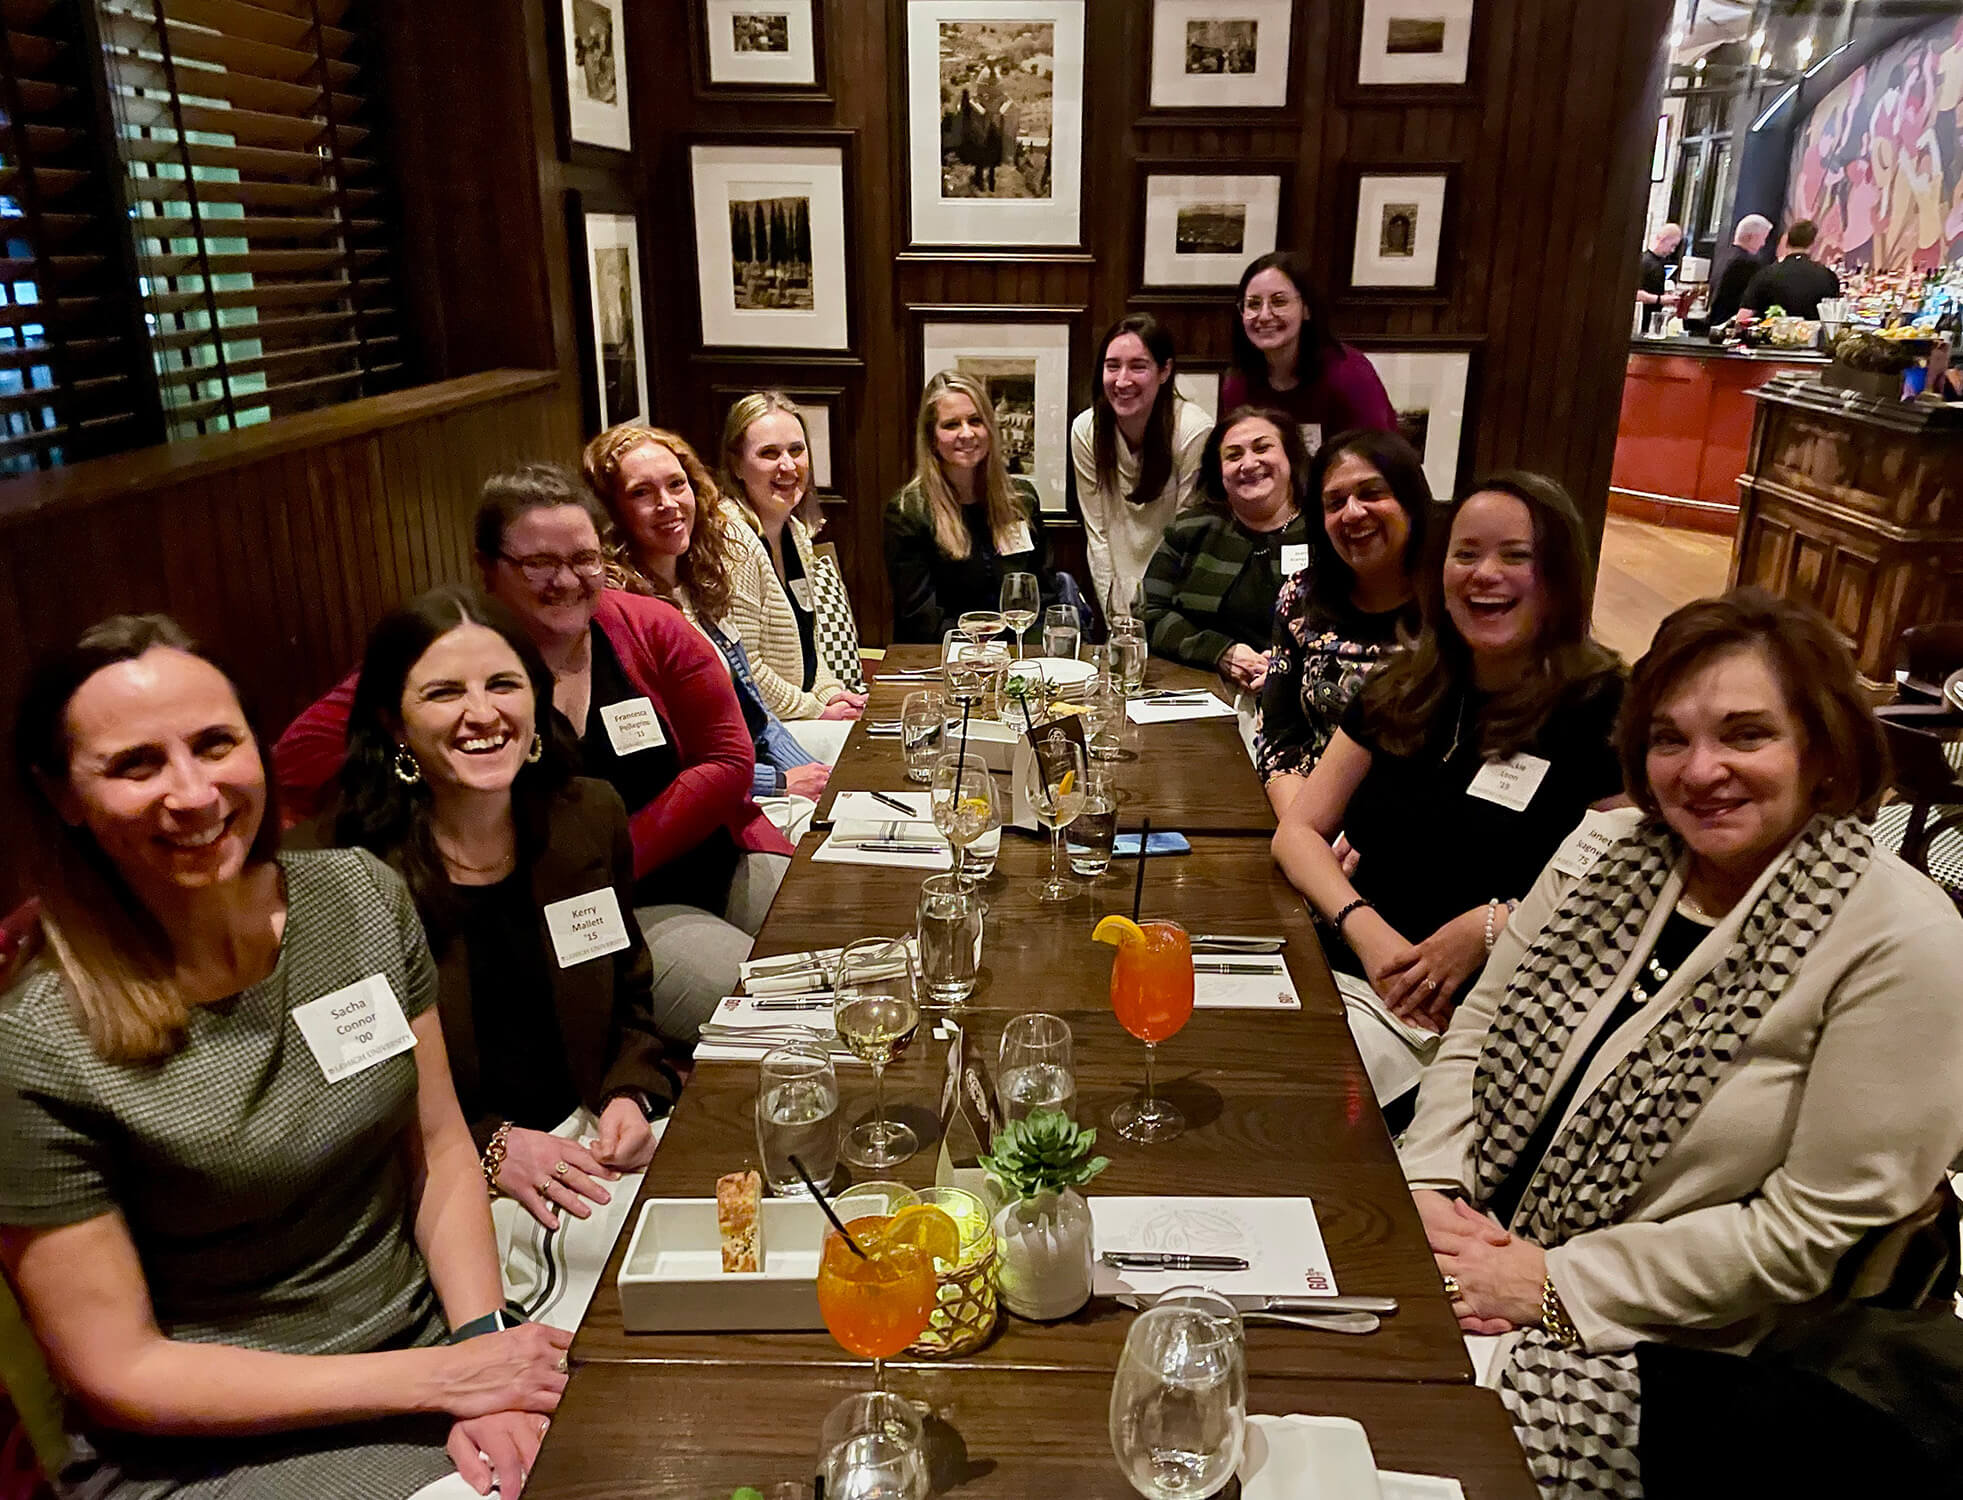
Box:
[1591,514,1734,663]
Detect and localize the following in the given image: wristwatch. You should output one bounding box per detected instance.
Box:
[448,1308,526,1343]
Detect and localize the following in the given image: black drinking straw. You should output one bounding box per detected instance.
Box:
[1131,815,1151,922]
[952,701,973,803]
[790,1155,868,1259]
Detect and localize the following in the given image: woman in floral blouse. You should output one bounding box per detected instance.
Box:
[1256,429,1432,814]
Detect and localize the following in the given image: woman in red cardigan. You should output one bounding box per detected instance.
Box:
[275,464,792,1042]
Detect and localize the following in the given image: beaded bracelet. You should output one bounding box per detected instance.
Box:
[1540,1275,1580,1347]
[481,1121,513,1198]
[1484,899,1511,952]
[1332,897,1373,931]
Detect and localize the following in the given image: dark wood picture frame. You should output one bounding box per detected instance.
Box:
[684,127,861,359]
[1348,334,1484,499]
[1135,0,1304,127]
[1338,161,1460,303]
[709,378,854,503]
[688,0,837,103]
[1130,156,1293,299]
[1338,0,1486,107]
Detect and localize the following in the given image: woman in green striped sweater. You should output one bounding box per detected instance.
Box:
[1141,406,1313,693]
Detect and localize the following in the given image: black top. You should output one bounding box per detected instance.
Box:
[883,478,1057,643]
[1639,249,1670,299]
[581,624,740,912]
[777,537,819,693]
[1485,908,1716,1229]
[1707,247,1767,325]
[454,870,581,1132]
[1336,671,1626,970]
[1742,254,1842,320]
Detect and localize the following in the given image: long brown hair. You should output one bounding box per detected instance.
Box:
[1357,472,1622,760]
[1091,313,1179,507]
[905,371,1031,560]
[13,615,282,1063]
[581,422,737,624]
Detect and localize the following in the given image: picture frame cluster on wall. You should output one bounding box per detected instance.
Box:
[916,310,1076,515]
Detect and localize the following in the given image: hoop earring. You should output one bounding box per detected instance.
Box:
[526,733,543,764]
[392,744,423,786]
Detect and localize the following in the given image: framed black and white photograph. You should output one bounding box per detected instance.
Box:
[1139,168,1283,289]
[904,0,1087,248]
[690,140,851,351]
[917,312,1073,513]
[1354,0,1475,91]
[1147,0,1293,111]
[579,210,649,428]
[1348,169,1451,292]
[1173,366,1222,422]
[702,0,820,89]
[560,0,631,150]
[1357,345,1473,498]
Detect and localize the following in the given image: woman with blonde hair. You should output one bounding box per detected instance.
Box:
[582,421,830,798]
[885,370,1058,643]
[716,392,867,722]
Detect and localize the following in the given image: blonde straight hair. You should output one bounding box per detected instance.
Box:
[909,371,1029,561]
[718,390,811,533]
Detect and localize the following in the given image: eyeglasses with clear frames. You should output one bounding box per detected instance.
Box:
[498,550,606,586]
[1241,292,1296,316]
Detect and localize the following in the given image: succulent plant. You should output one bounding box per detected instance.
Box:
[978,1109,1110,1200]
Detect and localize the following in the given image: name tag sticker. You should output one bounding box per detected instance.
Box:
[543,886,631,968]
[999,522,1034,556]
[1281,543,1311,577]
[600,697,667,756]
[787,575,814,612]
[292,974,416,1083]
[1299,423,1323,455]
[1466,752,1552,812]
[1551,809,1625,879]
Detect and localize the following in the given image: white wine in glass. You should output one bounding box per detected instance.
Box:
[1000,572,1040,659]
[1024,735,1087,903]
[833,937,922,1169]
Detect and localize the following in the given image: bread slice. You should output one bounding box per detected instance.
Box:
[717,1169,762,1272]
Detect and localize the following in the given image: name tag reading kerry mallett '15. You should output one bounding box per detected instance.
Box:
[291,974,416,1083]
[543,886,632,968]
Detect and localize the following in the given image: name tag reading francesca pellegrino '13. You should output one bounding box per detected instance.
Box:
[1466,752,1552,812]
[600,696,667,756]
[543,887,631,968]
[291,975,416,1083]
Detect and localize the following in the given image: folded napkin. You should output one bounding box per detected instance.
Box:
[740,940,921,996]
[1236,1416,1469,1500]
[695,994,860,1064]
[812,820,953,871]
[1127,695,1236,725]
[1335,971,1442,1106]
[1194,956,1301,1010]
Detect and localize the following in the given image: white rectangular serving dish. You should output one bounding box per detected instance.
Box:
[956,717,1018,774]
[617,1197,828,1332]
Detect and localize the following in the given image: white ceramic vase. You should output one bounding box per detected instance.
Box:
[991,1186,1094,1321]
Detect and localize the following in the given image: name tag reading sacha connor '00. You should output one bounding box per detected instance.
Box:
[600,696,667,756]
[543,886,631,968]
[291,975,416,1083]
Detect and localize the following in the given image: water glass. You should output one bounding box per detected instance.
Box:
[754,1040,841,1198]
[996,1013,1076,1125]
[900,690,945,784]
[1109,1302,1247,1500]
[820,1391,929,1500]
[1042,604,1081,660]
[1067,762,1118,876]
[1109,624,1148,696]
[917,872,983,1006]
[1085,672,1131,762]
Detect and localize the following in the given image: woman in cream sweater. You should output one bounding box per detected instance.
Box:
[718,392,866,724]
[1399,589,1963,1496]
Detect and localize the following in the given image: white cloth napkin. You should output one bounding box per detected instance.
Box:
[812,824,953,871]
[695,993,860,1064]
[1335,970,1442,1104]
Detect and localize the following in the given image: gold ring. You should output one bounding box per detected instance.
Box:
[537,1179,553,1196]
[555,1354,569,1373]
[1443,1274,1461,1299]
[1426,979,1438,991]
[553,1160,570,1178]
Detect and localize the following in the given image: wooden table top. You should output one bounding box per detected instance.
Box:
[526,1364,1537,1499]
[749,832,1342,1019]
[820,647,1278,837]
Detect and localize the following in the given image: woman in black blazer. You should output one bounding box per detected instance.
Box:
[336,585,678,1230]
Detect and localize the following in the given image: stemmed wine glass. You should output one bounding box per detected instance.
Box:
[1109,920,1195,1143]
[929,750,1001,895]
[1000,572,1040,659]
[1022,733,1087,902]
[833,937,922,1169]
[956,609,1007,649]
[1109,1300,1247,1498]
[818,1390,931,1499]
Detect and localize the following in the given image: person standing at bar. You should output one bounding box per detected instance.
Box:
[1706,213,1773,325]
[1741,219,1842,320]
[1637,223,1683,310]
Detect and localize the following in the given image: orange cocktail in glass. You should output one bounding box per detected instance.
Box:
[1107,920,1194,1142]
[815,1215,938,1390]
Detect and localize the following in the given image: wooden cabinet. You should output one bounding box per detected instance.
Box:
[1731,374,1963,688]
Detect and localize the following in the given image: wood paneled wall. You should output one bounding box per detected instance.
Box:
[0,373,581,909]
[624,0,1673,641]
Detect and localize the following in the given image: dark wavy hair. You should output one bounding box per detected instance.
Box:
[1304,428,1434,606]
[334,586,580,943]
[1091,312,1180,508]
[1230,250,1337,388]
[13,614,280,1062]
[1616,588,1888,822]
[1196,405,1314,516]
[1357,471,1622,760]
[472,462,608,565]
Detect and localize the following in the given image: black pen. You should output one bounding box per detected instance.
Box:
[869,790,918,816]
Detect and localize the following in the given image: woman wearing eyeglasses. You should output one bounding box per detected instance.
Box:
[275,465,792,1043]
[1220,251,1398,457]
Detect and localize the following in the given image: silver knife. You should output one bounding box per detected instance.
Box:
[1137,1290,1397,1316]
[1242,1310,1380,1335]
[1189,934,1288,953]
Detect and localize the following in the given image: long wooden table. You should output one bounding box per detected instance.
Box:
[538,653,1536,1496]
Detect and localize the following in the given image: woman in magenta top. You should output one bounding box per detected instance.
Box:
[1219,251,1397,458]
